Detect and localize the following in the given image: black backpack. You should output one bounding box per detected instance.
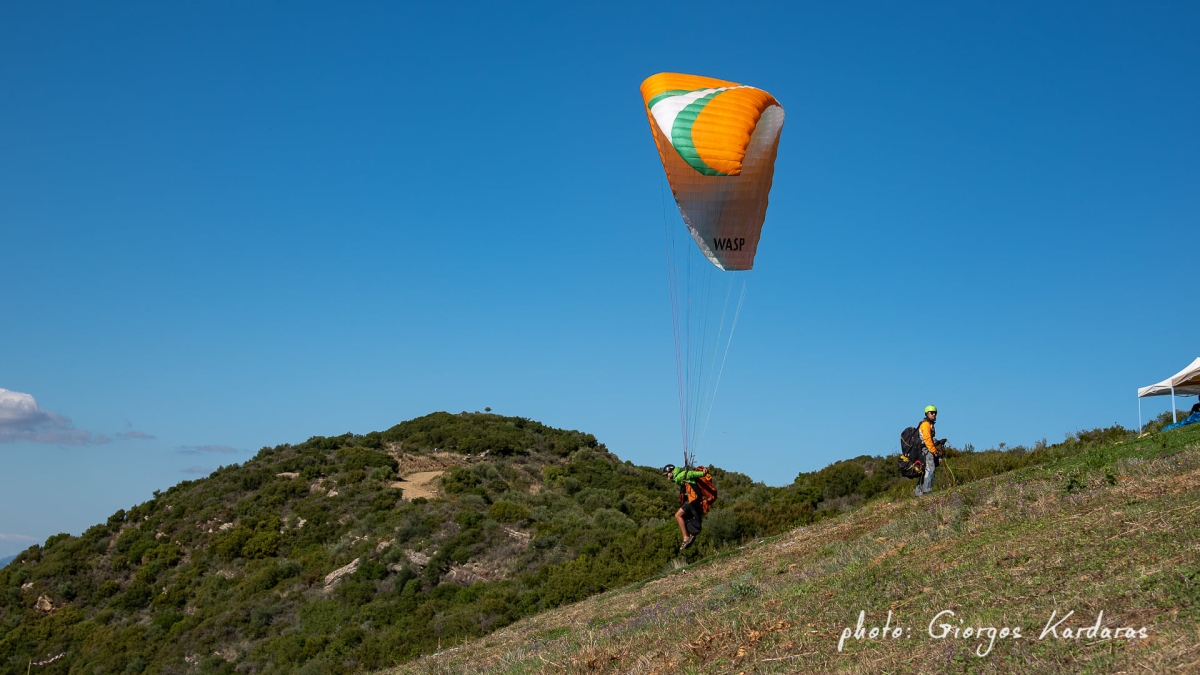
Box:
[897,425,926,479]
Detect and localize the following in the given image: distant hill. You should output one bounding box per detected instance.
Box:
[0,412,817,674]
[385,421,1200,674]
[0,556,14,569]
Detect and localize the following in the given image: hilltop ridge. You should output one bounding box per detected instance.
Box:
[0,412,815,674]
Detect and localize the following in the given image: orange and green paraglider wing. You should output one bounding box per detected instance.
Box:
[641,73,785,271]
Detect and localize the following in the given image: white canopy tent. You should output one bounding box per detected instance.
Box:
[1137,357,1200,430]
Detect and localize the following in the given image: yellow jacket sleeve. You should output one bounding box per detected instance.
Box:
[919,420,938,454]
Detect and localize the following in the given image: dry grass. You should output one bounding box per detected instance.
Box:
[381,437,1200,675]
[388,451,470,478]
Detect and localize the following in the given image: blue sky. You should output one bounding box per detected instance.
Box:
[2,2,1198,556]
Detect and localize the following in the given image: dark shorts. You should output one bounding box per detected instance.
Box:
[681,500,703,536]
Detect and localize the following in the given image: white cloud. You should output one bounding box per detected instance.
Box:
[0,389,58,429]
[0,388,99,445]
[115,420,155,440]
[0,533,36,542]
[177,445,239,454]
[117,430,155,440]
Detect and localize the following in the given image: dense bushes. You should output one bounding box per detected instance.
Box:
[0,413,685,674]
[488,501,530,523]
[379,411,601,457]
[0,412,1158,674]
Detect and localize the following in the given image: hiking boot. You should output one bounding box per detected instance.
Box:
[679,536,695,551]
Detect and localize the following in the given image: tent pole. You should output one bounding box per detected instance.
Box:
[1138,396,1142,434]
[1172,386,1178,423]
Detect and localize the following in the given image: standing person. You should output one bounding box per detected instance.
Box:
[914,405,940,497]
[662,464,707,550]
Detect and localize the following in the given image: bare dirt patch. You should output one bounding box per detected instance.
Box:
[390,471,444,501]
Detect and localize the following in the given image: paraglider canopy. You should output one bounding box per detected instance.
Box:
[641,73,785,271]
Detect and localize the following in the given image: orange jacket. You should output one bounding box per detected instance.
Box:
[919,419,938,455]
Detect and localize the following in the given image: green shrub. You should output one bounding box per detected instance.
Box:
[240,469,272,491]
[441,466,483,494]
[95,579,120,599]
[335,580,375,605]
[260,477,308,506]
[817,462,866,500]
[336,447,398,473]
[371,491,400,512]
[112,582,152,610]
[147,543,182,566]
[151,612,184,632]
[214,526,254,560]
[244,560,301,594]
[243,531,281,559]
[488,502,530,523]
[703,507,740,545]
[592,508,634,531]
[560,477,582,495]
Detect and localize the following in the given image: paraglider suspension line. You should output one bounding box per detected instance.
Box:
[661,173,743,468]
[699,279,747,448]
[661,171,689,467]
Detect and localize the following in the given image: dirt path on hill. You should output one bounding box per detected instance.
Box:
[389,471,443,501]
[383,449,477,501]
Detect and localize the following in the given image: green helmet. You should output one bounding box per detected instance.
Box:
[924,405,938,414]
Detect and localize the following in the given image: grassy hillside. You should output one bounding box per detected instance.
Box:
[4,411,1194,674]
[385,423,1200,674]
[0,413,825,675]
